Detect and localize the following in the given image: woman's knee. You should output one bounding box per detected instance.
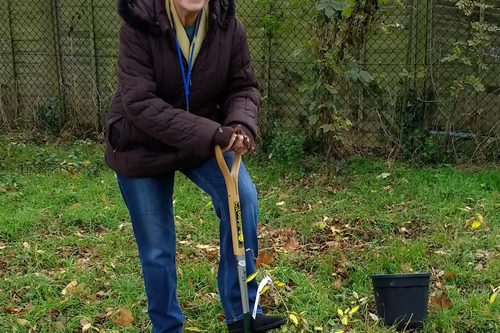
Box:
[238,174,257,208]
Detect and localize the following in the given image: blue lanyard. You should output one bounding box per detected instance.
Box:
[173,10,203,112]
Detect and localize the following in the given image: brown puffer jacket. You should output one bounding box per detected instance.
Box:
[104,0,259,177]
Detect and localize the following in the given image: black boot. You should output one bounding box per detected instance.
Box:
[227,314,286,333]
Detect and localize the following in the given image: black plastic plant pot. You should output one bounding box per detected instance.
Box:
[370,273,431,331]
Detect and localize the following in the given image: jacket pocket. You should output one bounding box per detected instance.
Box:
[106,116,130,153]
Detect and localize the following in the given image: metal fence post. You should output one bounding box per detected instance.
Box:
[50,0,65,121]
[6,0,18,120]
[89,0,101,132]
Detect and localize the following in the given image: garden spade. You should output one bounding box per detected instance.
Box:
[215,146,251,333]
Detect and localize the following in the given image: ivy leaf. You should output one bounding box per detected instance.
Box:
[315,1,347,18]
[342,6,352,16]
[308,114,319,125]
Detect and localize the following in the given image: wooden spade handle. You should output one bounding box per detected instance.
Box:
[215,146,244,256]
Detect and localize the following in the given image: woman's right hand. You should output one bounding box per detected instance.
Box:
[227,133,248,154]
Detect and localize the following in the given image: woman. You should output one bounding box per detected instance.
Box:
[104,0,286,332]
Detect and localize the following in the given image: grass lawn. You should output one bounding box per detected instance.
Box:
[0,136,499,333]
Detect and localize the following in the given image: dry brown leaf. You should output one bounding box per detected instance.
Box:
[444,272,458,279]
[61,280,77,295]
[255,252,273,267]
[111,308,134,326]
[474,249,493,260]
[0,242,6,250]
[284,238,300,253]
[430,292,451,311]
[80,317,92,332]
[333,279,342,289]
[326,241,339,248]
[17,318,30,326]
[2,305,22,314]
[96,308,115,323]
[400,262,413,273]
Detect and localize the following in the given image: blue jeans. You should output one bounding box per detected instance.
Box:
[116,152,261,333]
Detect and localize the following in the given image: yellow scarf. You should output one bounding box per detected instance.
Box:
[166,0,209,66]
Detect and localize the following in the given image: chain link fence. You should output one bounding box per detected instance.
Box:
[0,0,499,161]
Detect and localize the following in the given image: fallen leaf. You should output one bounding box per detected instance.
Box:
[341,315,349,325]
[474,263,484,271]
[326,241,339,248]
[255,252,273,267]
[0,242,6,250]
[430,292,451,311]
[184,328,202,332]
[444,272,458,279]
[95,291,106,298]
[23,242,30,249]
[432,268,445,277]
[377,173,391,179]
[289,313,299,326]
[276,201,285,206]
[61,280,77,295]
[471,220,482,230]
[72,203,80,209]
[490,292,498,304]
[96,308,115,323]
[245,271,259,283]
[80,317,92,332]
[3,305,22,314]
[350,305,359,314]
[400,262,413,273]
[474,249,493,260]
[369,312,379,321]
[284,238,300,253]
[17,318,30,326]
[259,285,270,295]
[315,222,327,230]
[112,308,134,326]
[274,280,285,287]
[314,327,323,331]
[333,279,342,289]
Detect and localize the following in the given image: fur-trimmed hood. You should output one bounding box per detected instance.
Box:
[117,0,236,34]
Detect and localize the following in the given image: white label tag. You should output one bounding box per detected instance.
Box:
[252,275,273,319]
